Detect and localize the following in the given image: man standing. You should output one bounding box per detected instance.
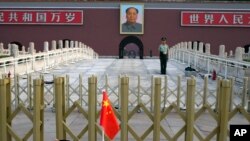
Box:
[158,37,169,74]
[122,7,142,33]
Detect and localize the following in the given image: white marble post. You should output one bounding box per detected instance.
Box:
[193,41,198,52]
[79,42,82,48]
[0,43,4,54]
[52,40,57,50]
[184,42,188,50]
[198,42,204,53]
[44,41,49,52]
[8,44,11,54]
[205,43,211,54]
[188,41,192,50]
[65,40,69,48]
[70,40,74,48]
[235,47,243,61]
[229,50,233,57]
[219,45,225,58]
[224,52,228,58]
[11,44,19,57]
[22,46,25,52]
[75,41,78,48]
[180,42,184,49]
[29,42,35,55]
[58,40,63,49]
[242,47,245,54]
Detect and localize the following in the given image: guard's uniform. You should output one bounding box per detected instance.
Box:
[159,44,169,74]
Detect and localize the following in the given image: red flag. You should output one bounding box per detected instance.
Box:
[100,90,120,140]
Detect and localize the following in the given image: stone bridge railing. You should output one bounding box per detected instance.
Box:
[169,41,250,83]
[0,40,98,77]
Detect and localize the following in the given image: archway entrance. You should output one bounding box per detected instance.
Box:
[244,44,250,53]
[119,36,143,59]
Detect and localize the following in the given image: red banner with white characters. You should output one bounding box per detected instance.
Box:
[0,10,83,25]
[181,11,250,27]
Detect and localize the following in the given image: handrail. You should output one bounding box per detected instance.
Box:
[0,41,99,76]
[169,42,250,81]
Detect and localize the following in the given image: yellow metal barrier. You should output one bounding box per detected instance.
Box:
[153,77,161,141]
[51,75,250,141]
[185,77,196,141]
[33,79,45,141]
[0,78,44,141]
[218,79,231,141]
[88,75,97,141]
[121,76,129,141]
[0,78,11,141]
[55,77,66,140]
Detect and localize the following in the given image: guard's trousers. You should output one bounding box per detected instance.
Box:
[160,52,168,74]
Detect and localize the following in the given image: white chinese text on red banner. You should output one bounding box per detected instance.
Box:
[181,11,250,27]
[0,10,83,25]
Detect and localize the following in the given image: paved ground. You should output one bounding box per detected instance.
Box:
[9,58,249,141]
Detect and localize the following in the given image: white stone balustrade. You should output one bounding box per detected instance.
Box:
[170,42,250,82]
[0,40,98,76]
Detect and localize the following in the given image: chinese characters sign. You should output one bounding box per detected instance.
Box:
[181,11,250,27]
[0,10,83,25]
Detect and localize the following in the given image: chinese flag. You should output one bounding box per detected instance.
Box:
[100,90,120,140]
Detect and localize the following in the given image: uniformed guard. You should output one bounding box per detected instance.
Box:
[158,37,169,74]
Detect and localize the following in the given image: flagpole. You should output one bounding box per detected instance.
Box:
[102,128,105,141]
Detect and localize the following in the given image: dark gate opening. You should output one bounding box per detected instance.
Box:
[119,36,143,59]
[244,44,250,53]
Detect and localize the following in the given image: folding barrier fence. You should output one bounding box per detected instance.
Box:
[1,75,250,140]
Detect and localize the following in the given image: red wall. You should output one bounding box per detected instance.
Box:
[1,8,250,56]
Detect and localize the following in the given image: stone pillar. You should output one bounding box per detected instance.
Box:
[22,46,25,52]
[75,41,78,48]
[184,42,188,50]
[58,40,63,49]
[180,42,184,49]
[79,42,82,48]
[235,47,243,61]
[198,42,204,53]
[177,43,181,49]
[205,43,211,54]
[65,40,69,48]
[51,40,57,50]
[193,41,198,52]
[8,44,11,52]
[0,43,4,54]
[29,42,35,55]
[11,44,19,57]
[248,47,250,54]
[70,41,74,48]
[43,41,49,52]
[224,52,227,58]
[219,45,225,58]
[188,41,192,50]
[242,47,245,54]
[229,50,233,57]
